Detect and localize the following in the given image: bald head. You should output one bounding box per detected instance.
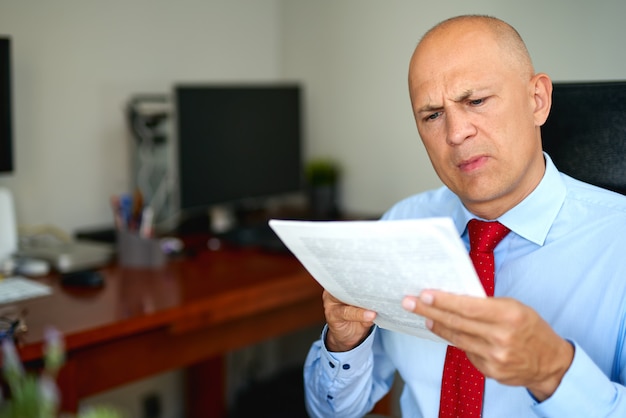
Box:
[412,15,534,85]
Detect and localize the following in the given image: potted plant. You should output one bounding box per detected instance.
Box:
[305,158,341,219]
[1,329,123,418]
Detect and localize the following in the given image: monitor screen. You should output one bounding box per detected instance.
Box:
[174,84,303,212]
[0,37,13,173]
[541,81,626,195]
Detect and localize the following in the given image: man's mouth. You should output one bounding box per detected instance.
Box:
[458,155,488,172]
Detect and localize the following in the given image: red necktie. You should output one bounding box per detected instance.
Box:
[438,219,510,418]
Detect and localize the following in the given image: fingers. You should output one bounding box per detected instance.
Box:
[323,290,377,352]
[403,291,493,346]
[402,290,574,399]
[324,291,376,322]
[403,291,517,372]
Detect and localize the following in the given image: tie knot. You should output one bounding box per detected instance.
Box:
[468,219,510,253]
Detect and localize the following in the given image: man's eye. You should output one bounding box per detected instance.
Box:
[469,98,484,106]
[427,111,441,121]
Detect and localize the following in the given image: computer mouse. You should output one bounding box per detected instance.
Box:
[60,270,105,288]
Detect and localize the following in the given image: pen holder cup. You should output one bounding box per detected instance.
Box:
[117,230,165,268]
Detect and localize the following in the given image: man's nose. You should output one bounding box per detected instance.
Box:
[445,109,476,145]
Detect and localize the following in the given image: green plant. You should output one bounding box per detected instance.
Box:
[75,406,123,418]
[1,328,63,418]
[0,329,123,418]
[305,159,340,186]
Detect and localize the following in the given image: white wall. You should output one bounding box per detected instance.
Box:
[2,0,626,232]
[282,0,626,216]
[0,0,283,232]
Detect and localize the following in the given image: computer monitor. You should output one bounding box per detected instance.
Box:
[0,37,13,174]
[541,81,626,195]
[174,84,303,218]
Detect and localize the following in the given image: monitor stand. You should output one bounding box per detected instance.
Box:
[209,204,288,252]
[216,223,286,252]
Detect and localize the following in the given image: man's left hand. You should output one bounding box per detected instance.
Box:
[402,291,574,401]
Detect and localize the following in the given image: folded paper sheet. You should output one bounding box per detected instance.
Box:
[269,218,483,343]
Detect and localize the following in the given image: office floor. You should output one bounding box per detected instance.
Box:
[225,325,318,417]
[227,366,307,418]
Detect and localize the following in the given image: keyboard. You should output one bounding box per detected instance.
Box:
[0,276,52,305]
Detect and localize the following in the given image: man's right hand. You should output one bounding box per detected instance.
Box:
[323,290,377,352]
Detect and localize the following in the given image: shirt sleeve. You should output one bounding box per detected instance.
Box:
[531,340,626,417]
[303,325,396,418]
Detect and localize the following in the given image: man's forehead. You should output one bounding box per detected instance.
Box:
[409,38,513,103]
[411,70,494,106]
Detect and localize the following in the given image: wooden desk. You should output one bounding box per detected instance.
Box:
[10,245,325,416]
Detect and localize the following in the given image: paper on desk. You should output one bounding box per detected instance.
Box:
[268,218,484,344]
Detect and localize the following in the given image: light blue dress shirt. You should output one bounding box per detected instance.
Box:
[304,155,626,417]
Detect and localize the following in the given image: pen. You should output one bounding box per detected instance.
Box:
[139,206,154,238]
[111,195,123,230]
[131,188,144,230]
[119,193,132,230]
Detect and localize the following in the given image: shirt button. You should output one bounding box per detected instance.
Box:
[342,364,350,370]
[328,361,335,368]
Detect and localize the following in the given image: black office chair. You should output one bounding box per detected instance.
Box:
[542,81,626,195]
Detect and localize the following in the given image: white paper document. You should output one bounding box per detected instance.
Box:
[269,218,484,343]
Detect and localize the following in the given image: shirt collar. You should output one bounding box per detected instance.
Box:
[450,153,565,246]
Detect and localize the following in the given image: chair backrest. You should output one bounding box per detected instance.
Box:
[0,187,17,262]
[541,81,626,195]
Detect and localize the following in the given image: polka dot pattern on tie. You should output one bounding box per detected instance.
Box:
[467,219,510,297]
[438,219,510,418]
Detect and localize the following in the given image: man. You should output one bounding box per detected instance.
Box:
[304,15,626,417]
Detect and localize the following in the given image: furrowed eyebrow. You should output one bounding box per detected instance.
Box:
[418,103,443,114]
[417,89,477,114]
[453,90,474,102]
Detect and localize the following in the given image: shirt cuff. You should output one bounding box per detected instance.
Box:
[532,340,617,417]
[320,324,378,380]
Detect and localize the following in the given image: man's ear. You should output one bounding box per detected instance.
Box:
[531,73,553,127]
